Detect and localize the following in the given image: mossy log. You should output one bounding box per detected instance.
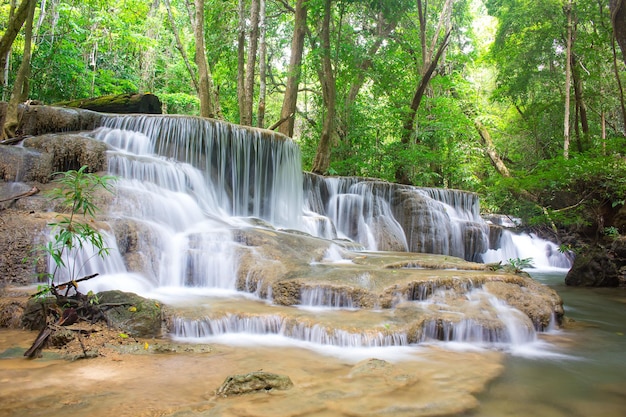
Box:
[55,93,162,114]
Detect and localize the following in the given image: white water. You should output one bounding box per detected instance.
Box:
[43,116,572,355]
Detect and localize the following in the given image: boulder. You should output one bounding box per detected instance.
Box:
[97,290,162,337]
[564,242,623,287]
[216,371,294,397]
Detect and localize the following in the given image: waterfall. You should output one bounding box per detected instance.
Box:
[37,114,568,354]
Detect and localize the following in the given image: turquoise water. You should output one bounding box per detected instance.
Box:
[473,270,626,417]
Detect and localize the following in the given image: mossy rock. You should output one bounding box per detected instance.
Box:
[216,371,294,397]
[97,290,162,337]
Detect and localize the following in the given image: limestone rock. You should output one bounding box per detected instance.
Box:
[23,133,108,174]
[216,371,294,397]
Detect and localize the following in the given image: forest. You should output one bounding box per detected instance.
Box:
[1,0,625,236]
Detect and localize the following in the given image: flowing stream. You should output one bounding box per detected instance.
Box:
[471,269,626,417]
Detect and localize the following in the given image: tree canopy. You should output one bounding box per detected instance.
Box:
[1,0,625,234]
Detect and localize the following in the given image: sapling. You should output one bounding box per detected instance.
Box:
[33,165,116,298]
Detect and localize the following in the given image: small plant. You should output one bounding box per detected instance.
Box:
[504,257,534,274]
[34,165,116,297]
[603,226,620,239]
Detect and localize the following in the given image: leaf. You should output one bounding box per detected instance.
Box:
[128,306,137,312]
[118,333,129,339]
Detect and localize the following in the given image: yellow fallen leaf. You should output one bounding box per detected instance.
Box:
[144,342,149,350]
[118,333,129,339]
[128,306,137,312]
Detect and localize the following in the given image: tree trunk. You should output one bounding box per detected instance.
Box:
[277,0,308,137]
[337,16,397,144]
[55,93,162,114]
[571,55,588,152]
[611,35,626,134]
[237,0,246,123]
[193,0,216,118]
[2,0,36,140]
[164,0,200,93]
[611,0,626,65]
[563,0,573,159]
[257,0,267,128]
[0,0,35,85]
[311,0,336,175]
[395,30,451,184]
[473,118,511,177]
[241,0,260,126]
[139,0,162,93]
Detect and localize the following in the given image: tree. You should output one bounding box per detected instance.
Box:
[277,0,308,137]
[193,0,217,118]
[2,0,36,140]
[164,0,217,118]
[395,0,455,184]
[611,0,626,65]
[563,0,574,159]
[0,0,35,89]
[310,0,337,174]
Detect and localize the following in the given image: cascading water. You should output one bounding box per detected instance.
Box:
[45,113,569,354]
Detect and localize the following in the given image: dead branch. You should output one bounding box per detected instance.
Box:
[0,186,39,203]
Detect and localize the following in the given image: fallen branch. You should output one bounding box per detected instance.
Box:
[30,273,99,299]
[0,186,39,203]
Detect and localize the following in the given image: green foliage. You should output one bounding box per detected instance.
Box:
[34,166,116,295]
[160,93,200,115]
[504,257,534,274]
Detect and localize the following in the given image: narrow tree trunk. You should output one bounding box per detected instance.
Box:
[278,0,307,137]
[563,0,573,159]
[257,0,267,128]
[611,0,626,65]
[474,118,511,177]
[1,0,16,101]
[611,35,626,134]
[2,0,36,140]
[395,30,451,184]
[338,17,397,144]
[139,0,162,93]
[194,0,216,118]
[164,0,200,93]
[0,0,34,80]
[571,58,588,136]
[237,0,246,123]
[241,0,260,126]
[311,0,336,174]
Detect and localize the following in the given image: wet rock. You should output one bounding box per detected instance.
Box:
[21,297,57,330]
[0,103,103,136]
[48,327,75,346]
[483,280,563,329]
[216,371,294,397]
[565,243,623,287]
[23,133,108,174]
[97,290,162,337]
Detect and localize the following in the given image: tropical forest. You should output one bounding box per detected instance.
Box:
[0,0,625,416]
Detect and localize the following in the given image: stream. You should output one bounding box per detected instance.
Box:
[472,269,626,417]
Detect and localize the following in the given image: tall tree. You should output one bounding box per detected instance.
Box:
[311,0,336,174]
[193,0,217,118]
[611,0,626,64]
[563,0,574,159]
[257,0,267,128]
[277,0,308,137]
[395,0,454,184]
[0,0,35,90]
[2,0,36,140]
[240,0,260,126]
